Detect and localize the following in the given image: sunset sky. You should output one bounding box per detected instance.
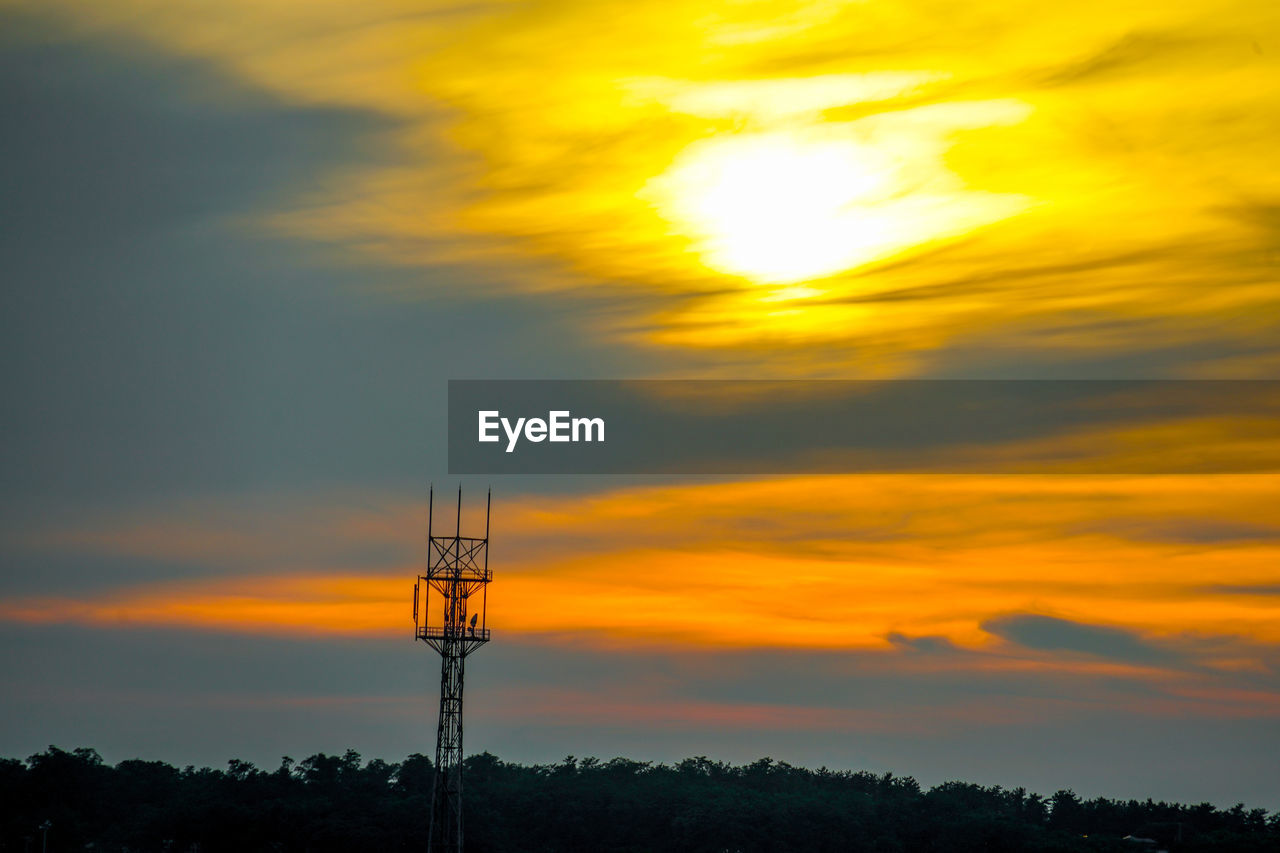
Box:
[2,0,1278,806]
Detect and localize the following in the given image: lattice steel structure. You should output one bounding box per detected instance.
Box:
[414,486,492,853]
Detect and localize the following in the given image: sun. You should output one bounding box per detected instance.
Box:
[645,131,902,284]
[642,121,1031,287]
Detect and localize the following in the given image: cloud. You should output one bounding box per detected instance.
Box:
[981,613,1179,667]
[6,475,1280,661]
[1202,584,1280,597]
[1039,30,1217,86]
[12,0,1279,377]
[4,623,1279,805]
[885,633,962,655]
[1077,519,1280,544]
[3,0,1280,811]
[0,9,397,248]
[0,9,667,511]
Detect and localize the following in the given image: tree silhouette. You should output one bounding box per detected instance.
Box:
[0,746,1275,852]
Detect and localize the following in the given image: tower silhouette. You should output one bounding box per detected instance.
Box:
[414,486,492,853]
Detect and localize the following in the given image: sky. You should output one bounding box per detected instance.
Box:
[1,0,1278,807]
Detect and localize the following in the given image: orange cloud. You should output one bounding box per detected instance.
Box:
[6,474,1279,733]
[8,475,1280,653]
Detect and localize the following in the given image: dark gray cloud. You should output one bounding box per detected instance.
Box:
[0,17,389,247]
[0,552,218,596]
[981,613,1178,667]
[884,632,961,654]
[0,12,659,519]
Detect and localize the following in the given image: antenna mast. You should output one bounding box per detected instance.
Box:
[413,485,493,853]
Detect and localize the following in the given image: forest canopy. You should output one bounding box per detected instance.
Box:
[3,746,1276,852]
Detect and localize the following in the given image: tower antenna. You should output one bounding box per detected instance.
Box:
[413,486,493,853]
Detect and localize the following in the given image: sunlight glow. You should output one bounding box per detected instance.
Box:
[645,112,1032,284]
[645,132,896,283]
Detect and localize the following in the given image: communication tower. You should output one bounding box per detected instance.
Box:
[414,486,492,853]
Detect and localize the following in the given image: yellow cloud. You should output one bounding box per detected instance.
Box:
[8,0,1278,371]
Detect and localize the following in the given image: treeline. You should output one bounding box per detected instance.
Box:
[2,747,1277,852]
